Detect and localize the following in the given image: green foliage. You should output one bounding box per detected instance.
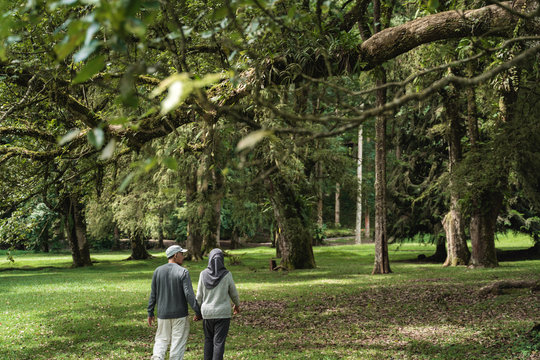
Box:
[225,251,243,266]
[220,198,267,239]
[86,197,116,246]
[387,91,448,241]
[1,0,539,272]
[5,248,15,263]
[0,202,59,251]
[313,223,326,243]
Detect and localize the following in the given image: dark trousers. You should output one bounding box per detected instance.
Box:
[203,318,231,360]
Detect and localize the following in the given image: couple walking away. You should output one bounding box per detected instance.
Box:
[147,246,240,360]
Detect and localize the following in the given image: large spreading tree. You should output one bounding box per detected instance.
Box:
[1,0,539,269]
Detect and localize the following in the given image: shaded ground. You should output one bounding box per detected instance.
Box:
[413,244,540,263]
[235,280,540,358]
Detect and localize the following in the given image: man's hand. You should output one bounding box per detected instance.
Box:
[148,316,155,327]
[193,314,202,321]
[233,305,240,315]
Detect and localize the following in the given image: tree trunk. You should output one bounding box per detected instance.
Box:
[442,208,470,266]
[62,196,92,267]
[334,183,341,227]
[201,167,224,253]
[64,214,84,267]
[468,70,517,267]
[372,0,391,274]
[266,176,315,270]
[200,111,225,253]
[39,222,50,253]
[186,167,203,261]
[112,223,121,250]
[442,90,470,266]
[372,93,391,274]
[365,206,370,240]
[355,125,363,244]
[214,197,222,248]
[316,160,323,227]
[428,236,447,262]
[230,228,240,250]
[273,226,282,258]
[157,211,164,249]
[213,165,224,248]
[129,229,151,260]
[54,217,66,249]
[470,192,502,267]
[73,198,92,265]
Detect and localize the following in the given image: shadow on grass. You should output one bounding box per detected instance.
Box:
[230,281,539,359]
[1,298,155,359]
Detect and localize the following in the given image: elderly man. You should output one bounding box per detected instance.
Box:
[148,245,202,360]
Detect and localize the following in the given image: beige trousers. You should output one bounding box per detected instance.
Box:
[151,317,190,360]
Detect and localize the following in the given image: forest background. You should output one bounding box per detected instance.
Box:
[1,0,540,358]
[1,0,539,270]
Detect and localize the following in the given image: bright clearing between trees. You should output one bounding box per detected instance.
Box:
[1,235,539,360]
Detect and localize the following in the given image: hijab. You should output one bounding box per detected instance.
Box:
[201,248,229,289]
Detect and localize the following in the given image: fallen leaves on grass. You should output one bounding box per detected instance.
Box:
[235,280,540,356]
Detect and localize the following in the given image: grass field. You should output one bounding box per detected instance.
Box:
[1,233,539,359]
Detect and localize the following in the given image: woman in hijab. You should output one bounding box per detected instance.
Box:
[195,248,240,360]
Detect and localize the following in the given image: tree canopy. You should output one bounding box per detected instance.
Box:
[1,0,539,269]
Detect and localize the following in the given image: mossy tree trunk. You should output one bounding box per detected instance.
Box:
[372,69,391,275]
[266,176,315,270]
[157,210,165,249]
[200,167,224,254]
[430,236,447,262]
[200,116,225,255]
[355,125,363,244]
[230,228,240,250]
[128,229,151,260]
[372,0,392,275]
[468,69,517,268]
[112,224,121,251]
[442,89,470,266]
[470,192,502,267]
[335,183,341,227]
[62,195,92,267]
[186,166,203,261]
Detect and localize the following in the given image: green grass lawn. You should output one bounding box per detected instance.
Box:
[1,234,539,359]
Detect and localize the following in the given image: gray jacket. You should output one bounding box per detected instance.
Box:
[148,263,202,319]
[196,272,240,319]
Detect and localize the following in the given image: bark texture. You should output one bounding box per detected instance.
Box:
[442,91,470,266]
[442,209,470,266]
[186,167,203,261]
[266,176,316,270]
[355,126,363,244]
[61,196,92,267]
[128,229,151,260]
[335,183,341,227]
[358,2,530,69]
[372,70,391,274]
[157,211,165,249]
[469,191,503,268]
[469,67,517,267]
[372,0,392,274]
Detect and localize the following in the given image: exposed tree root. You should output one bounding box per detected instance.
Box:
[478,280,540,296]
